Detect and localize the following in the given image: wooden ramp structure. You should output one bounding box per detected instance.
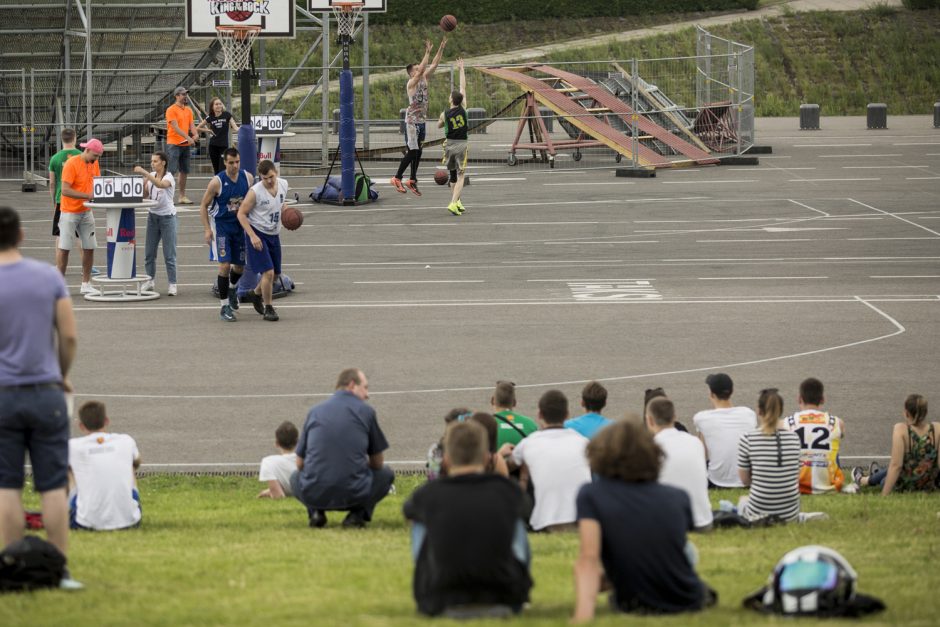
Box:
[479,64,718,168]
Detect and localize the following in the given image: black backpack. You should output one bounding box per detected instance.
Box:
[0,536,66,592]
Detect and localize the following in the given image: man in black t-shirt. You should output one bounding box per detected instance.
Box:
[438,57,469,216]
[404,420,532,617]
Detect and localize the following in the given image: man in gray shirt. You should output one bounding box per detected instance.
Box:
[291,368,394,529]
[0,206,80,587]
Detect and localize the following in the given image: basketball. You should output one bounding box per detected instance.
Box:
[227,11,252,22]
[434,170,450,186]
[439,15,458,32]
[281,207,304,231]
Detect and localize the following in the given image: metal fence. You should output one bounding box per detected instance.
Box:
[1,26,755,187]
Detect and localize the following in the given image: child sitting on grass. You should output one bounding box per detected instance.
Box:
[257,421,299,499]
[68,401,141,531]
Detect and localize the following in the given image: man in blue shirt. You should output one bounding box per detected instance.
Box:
[291,368,394,528]
[565,381,612,439]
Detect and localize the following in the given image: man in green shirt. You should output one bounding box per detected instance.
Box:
[490,380,538,449]
[48,128,81,243]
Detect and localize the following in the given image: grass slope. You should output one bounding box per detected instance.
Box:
[267,8,940,119]
[2,475,938,626]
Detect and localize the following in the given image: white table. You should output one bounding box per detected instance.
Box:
[83,199,160,302]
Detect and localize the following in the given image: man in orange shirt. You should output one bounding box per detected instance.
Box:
[59,138,103,295]
[166,86,198,205]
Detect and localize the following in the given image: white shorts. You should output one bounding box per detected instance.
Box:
[57,211,97,251]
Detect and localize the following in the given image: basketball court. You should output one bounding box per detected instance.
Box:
[8,112,939,471]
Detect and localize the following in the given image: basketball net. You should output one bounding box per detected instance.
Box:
[331,1,364,44]
[215,25,261,72]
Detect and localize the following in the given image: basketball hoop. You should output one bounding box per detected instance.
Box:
[215,25,261,72]
[331,1,364,43]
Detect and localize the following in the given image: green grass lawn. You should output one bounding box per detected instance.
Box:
[2,475,938,625]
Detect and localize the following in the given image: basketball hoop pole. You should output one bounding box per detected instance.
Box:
[332,2,364,205]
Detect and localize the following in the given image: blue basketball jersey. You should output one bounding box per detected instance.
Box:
[210,170,250,223]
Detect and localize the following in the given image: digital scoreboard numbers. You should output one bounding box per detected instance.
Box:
[251,114,284,134]
[93,176,144,203]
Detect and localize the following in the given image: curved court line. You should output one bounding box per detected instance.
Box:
[78,297,905,400]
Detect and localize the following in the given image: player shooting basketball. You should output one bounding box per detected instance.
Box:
[390,36,448,197]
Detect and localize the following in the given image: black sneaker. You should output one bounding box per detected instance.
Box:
[342,513,367,529]
[869,460,882,477]
[263,306,279,322]
[309,510,327,528]
[228,288,240,310]
[250,291,264,315]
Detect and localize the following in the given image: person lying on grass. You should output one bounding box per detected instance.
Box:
[404,420,532,618]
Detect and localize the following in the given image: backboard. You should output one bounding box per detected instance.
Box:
[187,0,296,38]
[307,0,387,11]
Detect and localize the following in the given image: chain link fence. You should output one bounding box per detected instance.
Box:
[3,26,755,187]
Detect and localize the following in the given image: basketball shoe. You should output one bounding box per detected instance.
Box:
[390,177,406,193]
[404,179,422,196]
[220,305,236,322]
[455,200,466,213]
[447,202,462,216]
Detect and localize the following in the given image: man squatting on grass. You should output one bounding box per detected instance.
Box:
[0,206,81,588]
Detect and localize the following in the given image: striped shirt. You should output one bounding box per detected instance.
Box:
[737,429,801,522]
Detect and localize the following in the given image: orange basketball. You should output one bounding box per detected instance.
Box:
[281,207,304,231]
[434,170,449,185]
[439,15,457,32]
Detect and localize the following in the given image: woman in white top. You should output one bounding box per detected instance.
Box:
[134,151,178,295]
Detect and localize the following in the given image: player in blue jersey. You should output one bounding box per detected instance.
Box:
[237,160,289,322]
[199,147,254,322]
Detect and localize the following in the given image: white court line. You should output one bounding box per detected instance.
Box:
[907,177,940,180]
[526,279,653,282]
[792,144,871,147]
[894,142,940,146]
[353,280,485,284]
[544,241,658,245]
[470,177,528,182]
[787,199,830,217]
[698,276,828,280]
[74,297,906,399]
[849,237,939,241]
[870,275,940,279]
[544,181,634,185]
[789,178,880,182]
[927,154,940,157]
[696,239,815,243]
[848,198,940,238]
[843,165,928,169]
[663,180,758,185]
[818,154,901,158]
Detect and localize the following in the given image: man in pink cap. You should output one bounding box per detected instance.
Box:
[59,138,103,295]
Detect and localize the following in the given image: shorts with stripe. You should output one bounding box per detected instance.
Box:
[210,219,246,265]
[245,230,281,275]
[442,139,468,173]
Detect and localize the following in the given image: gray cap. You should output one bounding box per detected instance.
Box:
[173,86,188,96]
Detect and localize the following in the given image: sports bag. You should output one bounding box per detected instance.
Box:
[0,536,66,592]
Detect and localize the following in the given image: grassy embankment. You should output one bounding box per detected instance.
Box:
[259,7,940,121]
[1,474,938,626]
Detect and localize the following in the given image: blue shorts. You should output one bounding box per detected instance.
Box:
[166,143,191,174]
[70,489,141,530]
[0,384,69,492]
[245,230,281,275]
[210,219,246,265]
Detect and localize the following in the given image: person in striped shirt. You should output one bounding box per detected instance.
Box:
[737,388,802,522]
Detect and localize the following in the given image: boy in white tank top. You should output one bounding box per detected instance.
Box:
[237,159,289,322]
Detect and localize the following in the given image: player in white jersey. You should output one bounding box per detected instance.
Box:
[782,377,847,494]
[237,159,289,322]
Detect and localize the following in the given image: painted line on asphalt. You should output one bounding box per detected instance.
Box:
[870,275,940,279]
[818,154,902,158]
[697,276,828,280]
[353,280,485,284]
[848,198,940,238]
[788,178,880,182]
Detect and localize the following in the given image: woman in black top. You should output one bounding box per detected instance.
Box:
[196,97,239,174]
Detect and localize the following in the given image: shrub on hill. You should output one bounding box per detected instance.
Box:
[902,0,940,8]
[372,0,758,26]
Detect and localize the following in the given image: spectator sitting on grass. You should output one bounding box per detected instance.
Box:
[572,420,716,621]
[491,380,538,449]
[646,397,713,532]
[68,401,141,531]
[565,380,613,439]
[693,373,757,488]
[257,421,299,499]
[404,420,532,618]
[781,377,847,494]
[508,390,591,532]
[645,386,688,432]
[426,409,510,479]
[736,388,801,522]
[426,407,468,480]
[853,394,938,495]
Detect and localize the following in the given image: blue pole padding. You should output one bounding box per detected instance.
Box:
[339,69,355,201]
[238,124,257,176]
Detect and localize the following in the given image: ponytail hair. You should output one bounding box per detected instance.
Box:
[904,394,928,426]
[757,388,784,435]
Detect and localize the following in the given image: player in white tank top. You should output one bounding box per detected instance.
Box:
[237,160,289,321]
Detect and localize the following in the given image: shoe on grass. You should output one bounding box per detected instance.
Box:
[263,306,279,322]
[59,568,84,591]
[851,466,864,486]
[219,305,236,322]
[309,510,327,528]
[869,460,882,477]
[390,177,406,193]
[342,513,367,529]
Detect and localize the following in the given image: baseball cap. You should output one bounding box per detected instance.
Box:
[173,86,188,96]
[80,138,104,154]
[705,373,733,396]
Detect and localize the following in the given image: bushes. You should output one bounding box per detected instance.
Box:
[902,0,940,7]
[371,0,758,26]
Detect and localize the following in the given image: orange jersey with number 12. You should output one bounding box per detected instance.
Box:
[783,410,844,494]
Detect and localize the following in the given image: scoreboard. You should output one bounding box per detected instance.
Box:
[93,176,144,203]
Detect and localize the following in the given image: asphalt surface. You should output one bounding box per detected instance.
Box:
[9,115,939,472]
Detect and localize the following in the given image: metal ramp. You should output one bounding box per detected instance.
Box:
[480,64,718,167]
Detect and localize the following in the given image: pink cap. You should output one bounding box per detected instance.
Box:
[80,138,104,154]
